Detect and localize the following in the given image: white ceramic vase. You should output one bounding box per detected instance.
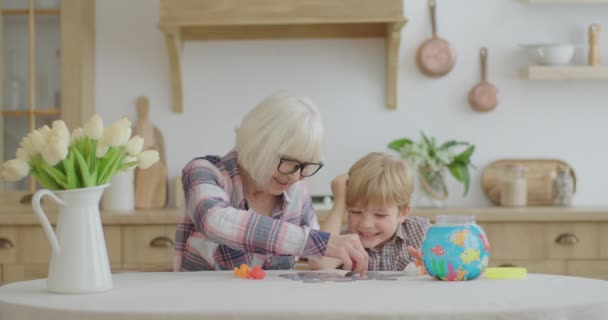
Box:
[32,184,113,294]
[102,170,134,213]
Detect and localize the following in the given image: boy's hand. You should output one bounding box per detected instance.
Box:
[331,174,349,203]
[407,246,422,261]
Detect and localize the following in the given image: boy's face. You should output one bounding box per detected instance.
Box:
[347,202,409,249]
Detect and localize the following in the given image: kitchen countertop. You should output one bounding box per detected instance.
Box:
[0,204,607,225]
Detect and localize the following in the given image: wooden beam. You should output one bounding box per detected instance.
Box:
[160,0,404,27]
[181,23,387,41]
[61,0,95,129]
[163,28,183,113]
[385,20,405,110]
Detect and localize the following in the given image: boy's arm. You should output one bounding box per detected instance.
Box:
[309,174,349,270]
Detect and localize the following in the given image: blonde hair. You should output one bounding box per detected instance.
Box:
[346,152,413,210]
[235,92,325,186]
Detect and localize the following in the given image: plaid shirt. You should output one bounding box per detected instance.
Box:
[347,216,430,271]
[174,150,329,271]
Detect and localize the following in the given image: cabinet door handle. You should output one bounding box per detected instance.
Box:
[555,233,579,246]
[0,238,14,249]
[149,236,174,248]
[498,263,517,268]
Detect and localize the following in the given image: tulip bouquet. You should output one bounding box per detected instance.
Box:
[1,114,159,190]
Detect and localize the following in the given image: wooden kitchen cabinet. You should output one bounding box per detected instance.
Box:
[317,206,608,280]
[2,207,608,284]
[409,208,608,280]
[0,209,179,284]
[122,225,177,270]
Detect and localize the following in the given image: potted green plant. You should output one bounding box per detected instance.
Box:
[388,132,475,207]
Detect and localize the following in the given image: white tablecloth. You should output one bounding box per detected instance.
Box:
[1,271,608,320]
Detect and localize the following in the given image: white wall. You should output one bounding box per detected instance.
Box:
[96,0,608,207]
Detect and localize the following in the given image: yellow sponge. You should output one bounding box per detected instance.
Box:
[484,267,527,279]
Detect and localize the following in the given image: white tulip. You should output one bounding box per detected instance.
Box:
[20,137,38,157]
[123,155,137,170]
[121,127,132,146]
[96,143,109,158]
[28,131,46,153]
[125,136,144,156]
[137,150,159,169]
[102,125,122,147]
[52,120,70,145]
[71,128,85,143]
[41,135,68,166]
[38,125,52,140]
[15,148,30,163]
[2,159,30,182]
[1,168,24,182]
[124,155,137,163]
[117,117,131,130]
[84,114,104,139]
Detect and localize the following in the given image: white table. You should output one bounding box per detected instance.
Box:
[1,271,608,320]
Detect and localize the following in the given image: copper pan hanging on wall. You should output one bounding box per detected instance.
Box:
[416,0,456,77]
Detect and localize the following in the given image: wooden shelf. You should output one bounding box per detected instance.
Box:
[1,9,60,15]
[158,0,406,113]
[1,109,61,116]
[522,66,608,80]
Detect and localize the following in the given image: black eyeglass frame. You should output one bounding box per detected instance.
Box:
[277,158,324,177]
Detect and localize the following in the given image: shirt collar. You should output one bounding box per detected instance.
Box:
[367,223,407,253]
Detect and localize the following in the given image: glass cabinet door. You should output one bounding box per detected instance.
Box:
[2,0,61,192]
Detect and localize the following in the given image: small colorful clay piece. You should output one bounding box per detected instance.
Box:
[233,264,251,279]
[248,265,266,280]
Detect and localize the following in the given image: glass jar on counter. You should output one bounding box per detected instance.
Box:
[552,166,574,206]
[500,164,527,207]
[421,215,490,281]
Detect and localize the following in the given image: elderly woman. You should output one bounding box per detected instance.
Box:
[175,92,368,275]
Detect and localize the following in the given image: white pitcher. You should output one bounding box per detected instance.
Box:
[32,184,113,294]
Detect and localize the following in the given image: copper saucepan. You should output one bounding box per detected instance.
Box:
[416,0,456,77]
[468,47,498,112]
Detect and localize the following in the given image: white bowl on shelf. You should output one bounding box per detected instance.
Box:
[520,43,578,66]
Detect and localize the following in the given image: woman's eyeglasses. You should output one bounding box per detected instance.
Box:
[277,158,323,177]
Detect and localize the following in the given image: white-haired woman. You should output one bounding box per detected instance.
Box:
[175,92,368,275]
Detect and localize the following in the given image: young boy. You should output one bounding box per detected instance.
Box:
[310,152,430,271]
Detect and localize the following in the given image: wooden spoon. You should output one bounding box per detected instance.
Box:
[416,0,456,77]
[468,47,498,112]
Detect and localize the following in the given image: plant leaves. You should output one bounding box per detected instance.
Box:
[455,145,475,164]
[73,147,93,187]
[39,164,70,189]
[387,138,413,152]
[30,170,59,189]
[439,140,469,150]
[63,150,78,189]
[448,162,471,196]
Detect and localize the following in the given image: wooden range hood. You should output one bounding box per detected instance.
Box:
[159,0,406,113]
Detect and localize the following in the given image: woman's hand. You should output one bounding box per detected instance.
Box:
[324,233,368,276]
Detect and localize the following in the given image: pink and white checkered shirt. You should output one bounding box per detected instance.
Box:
[174,150,329,271]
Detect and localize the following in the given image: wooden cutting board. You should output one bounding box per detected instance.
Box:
[481,159,576,206]
[133,96,167,209]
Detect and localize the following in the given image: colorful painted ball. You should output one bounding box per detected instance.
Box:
[421,215,490,281]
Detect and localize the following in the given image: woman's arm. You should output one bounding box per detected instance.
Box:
[183,159,329,259]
